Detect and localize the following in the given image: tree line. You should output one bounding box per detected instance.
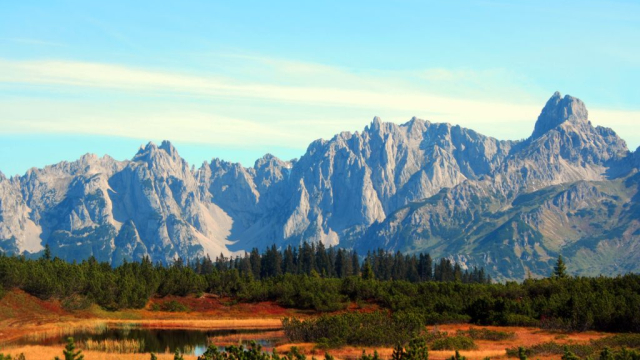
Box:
[0,246,639,332]
[190,243,491,284]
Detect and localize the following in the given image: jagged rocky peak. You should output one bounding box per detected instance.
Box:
[254,153,284,169]
[404,116,428,129]
[2,91,640,279]
[132,140,189,176]
[135,140,180,160]
[159,140,179,158]
[531,91,589,139]
[372,115,382,127]
[363,116,384,133]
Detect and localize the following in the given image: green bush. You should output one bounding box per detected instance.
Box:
[506,342,594,358]
[593,334,640,349]
[507,334,640,359]
[502,314,539,327]
[62,295,92,311]
[282,311,424,347]
[153,300,190,312]
[456,328,516,341]
[424,313,472,325]
[430,336,476,351]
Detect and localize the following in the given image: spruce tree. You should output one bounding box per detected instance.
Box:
[554,255,568,278]
[405,337,428,360]
[55,337,84,360]
[518,347,527,360]
[561,347,580,360]
[599,347,613,360]
[362,261,375,280]
[43,244,52,261]
[173,350,185,360]
[392,343,405,360]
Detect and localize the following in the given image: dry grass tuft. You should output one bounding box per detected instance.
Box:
[81,338,145,353]
[1,345,197,360]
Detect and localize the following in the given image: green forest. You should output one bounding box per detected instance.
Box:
[0,244,639,335]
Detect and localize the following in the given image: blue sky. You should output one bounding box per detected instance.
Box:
[1,0,639,176]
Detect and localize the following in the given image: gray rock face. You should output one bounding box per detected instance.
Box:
[531,91,589,139]
[0,92,638,279]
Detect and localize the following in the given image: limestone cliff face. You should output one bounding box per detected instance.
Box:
[0,93,638,279]
[356,93,636,280]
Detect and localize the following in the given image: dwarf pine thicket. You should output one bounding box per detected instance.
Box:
[0,244,639,333]
[3,338,640,360]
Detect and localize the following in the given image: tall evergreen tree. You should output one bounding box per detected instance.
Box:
[43,244,52,261]
[362,261,375,280]
[249,248,261,279]
[282,246,296,274]
[554,255,568,278]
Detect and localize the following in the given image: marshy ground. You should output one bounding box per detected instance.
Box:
[0,290,610,360]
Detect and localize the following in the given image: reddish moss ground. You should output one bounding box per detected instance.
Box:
[146,294,297,318]
[0,290,613,360]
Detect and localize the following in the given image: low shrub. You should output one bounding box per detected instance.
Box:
[430,336,476,350]
[423,330,449,343]
[152,300,190,312]
[62,295,92,311]
[502,314,539,327]
[506,342,594,358]
[507,334,640,359]
[457,328,516,341]
[424,312,472,325]
[593,334,640,349]
[282,311,423,347]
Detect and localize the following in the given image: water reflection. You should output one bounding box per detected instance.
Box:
[19,326,283,356]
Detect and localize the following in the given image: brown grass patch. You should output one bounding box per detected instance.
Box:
[113,318,282,330]
[208,330,286,347]
[2,345,198,360]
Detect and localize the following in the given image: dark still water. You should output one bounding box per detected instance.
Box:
[19,327,283,356]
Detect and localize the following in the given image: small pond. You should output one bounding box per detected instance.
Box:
[17,326,284,356]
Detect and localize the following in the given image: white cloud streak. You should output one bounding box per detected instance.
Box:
[0,58,638,150]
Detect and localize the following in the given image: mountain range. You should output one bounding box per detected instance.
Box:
[1,92,638,280]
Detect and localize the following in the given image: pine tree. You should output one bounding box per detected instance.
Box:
[447,350,466,360]
[561,347,580,360]
[553,255,568,278]
[173,350,185,360]
[351,251,360,276]
[518,347,527,360]
[405,337,428,360]
[250,248,261,279]
[392,343,405,360]
[43,244,52,261]
[55,337,84,360]
[283,246,296,274]
[599,347,613,360]
[362,261,375,280]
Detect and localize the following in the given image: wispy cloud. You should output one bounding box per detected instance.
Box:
[0,58,541,122]
[0,57,638,150]
[7,38,66,47]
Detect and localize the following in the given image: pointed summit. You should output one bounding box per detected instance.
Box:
[371,116,382,131]
[135,141,157,156]
[159,140,178,157]
[133,140,184,170]
[531,92,589,139]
